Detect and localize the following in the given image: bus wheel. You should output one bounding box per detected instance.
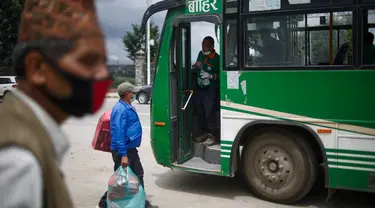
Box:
[242,129,317,204]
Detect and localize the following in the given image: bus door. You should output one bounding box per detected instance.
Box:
[175,23,194,164]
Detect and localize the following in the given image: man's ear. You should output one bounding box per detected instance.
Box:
[24,52,46,86]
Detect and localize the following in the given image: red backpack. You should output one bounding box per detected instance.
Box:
[91,109,112,152]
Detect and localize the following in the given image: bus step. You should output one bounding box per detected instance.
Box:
[193,142,221,164]
[203,144,221,164]
[193,142,205,158]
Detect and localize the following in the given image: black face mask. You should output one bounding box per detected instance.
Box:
[40,57,112,118]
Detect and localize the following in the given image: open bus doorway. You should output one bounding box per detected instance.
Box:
[190,22,221,146]
[170,19,222,172]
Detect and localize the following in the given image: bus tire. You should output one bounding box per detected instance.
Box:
[241,128,317,204]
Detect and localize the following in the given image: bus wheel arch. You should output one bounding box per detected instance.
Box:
[229,121,329,197]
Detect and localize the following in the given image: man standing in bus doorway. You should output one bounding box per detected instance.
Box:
[192,36,220,146]
[0,0,111,207]
[97,82,158,208]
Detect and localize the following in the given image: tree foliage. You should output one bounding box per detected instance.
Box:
[111,76,135,88]
[122,21,160,63]
[0,0,24,75]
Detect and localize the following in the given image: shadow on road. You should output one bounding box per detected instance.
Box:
[154,167,375,207]
[154,170,249,200]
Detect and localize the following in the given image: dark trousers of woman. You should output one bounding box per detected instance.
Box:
[98,148,148,208]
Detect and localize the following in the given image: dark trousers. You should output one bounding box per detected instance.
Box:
[98,148,145,208]
[194,87,218,136]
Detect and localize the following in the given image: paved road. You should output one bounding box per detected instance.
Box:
[57,98,374,208]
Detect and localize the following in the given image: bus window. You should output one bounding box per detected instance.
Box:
[225,0,237,14]
[244,11,353,68]
[245,15,305,67]
[363,9,375,65]
[243,0,355,13]
[170,32,177,71]
[307,12,353,65]
[225,19,237,67]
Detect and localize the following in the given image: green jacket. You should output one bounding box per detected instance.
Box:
[195,50,220,89]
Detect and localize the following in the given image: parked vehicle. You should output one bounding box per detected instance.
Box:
[0,76,17,98]
[135,84,152,104]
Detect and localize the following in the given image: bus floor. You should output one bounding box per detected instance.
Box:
[176,141,221,173]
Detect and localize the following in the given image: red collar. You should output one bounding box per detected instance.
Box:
[205,50,216,59]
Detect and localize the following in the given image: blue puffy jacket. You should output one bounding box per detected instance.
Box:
[110,100,142,156]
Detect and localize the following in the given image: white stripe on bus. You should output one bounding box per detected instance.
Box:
[328,158,375,166]
[328,165,375,172]
[326,152,375,159]
[221,101,375,136]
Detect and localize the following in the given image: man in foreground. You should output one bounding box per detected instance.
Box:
[97,82,158,208]
[0,0,111,207]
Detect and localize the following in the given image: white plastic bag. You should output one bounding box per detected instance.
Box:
[107,166,146,208]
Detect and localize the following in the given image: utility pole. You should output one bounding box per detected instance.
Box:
[145,0,153,85]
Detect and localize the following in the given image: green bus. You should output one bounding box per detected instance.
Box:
[140,0,375,204]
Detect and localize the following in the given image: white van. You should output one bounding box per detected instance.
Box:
[0,76,17,98]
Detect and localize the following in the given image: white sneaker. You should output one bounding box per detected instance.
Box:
[95,206,100,208]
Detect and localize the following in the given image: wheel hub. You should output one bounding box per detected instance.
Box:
[138,94,146,102]
[255,146,293,188]
[268,161,279,172]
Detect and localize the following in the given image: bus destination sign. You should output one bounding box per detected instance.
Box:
[186,0,222,14]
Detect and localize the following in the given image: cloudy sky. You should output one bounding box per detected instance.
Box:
[95,0,219,65]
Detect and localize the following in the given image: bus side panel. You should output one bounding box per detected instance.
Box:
[222,70,375,130]
[328,135,375,192]
[221,70,375,192]
[150,11,177,167]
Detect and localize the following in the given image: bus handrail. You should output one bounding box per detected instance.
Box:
[181,90,193,110]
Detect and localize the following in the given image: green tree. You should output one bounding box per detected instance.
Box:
[122,21,160,63]
[0,0,24,75]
